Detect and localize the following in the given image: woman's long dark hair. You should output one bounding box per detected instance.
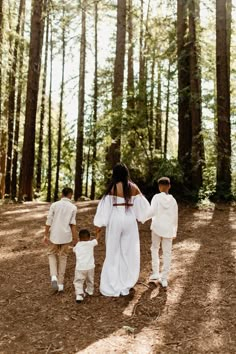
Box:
[105,163,132,205]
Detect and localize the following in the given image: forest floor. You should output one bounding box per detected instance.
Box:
[0,201,236,354]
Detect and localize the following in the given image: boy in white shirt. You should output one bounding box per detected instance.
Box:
[149,177,178,288]
[73,229,101,303]
[44,187,77,292]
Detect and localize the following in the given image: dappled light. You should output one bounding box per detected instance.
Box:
[0,202,236,353]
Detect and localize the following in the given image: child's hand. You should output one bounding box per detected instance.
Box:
[96,227,102,240]
[43,235,49,245]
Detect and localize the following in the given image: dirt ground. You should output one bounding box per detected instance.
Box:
[0,201,236,354]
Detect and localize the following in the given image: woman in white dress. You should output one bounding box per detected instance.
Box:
[94,163,151,297]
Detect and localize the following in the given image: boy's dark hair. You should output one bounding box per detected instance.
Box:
[158,177,170,185]
[79,229,90,240]
[62,187,73,196]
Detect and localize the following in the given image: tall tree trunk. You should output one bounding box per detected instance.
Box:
[36,10,49,194]
[0,3,13,198]
[18,0,45,201]
[177,0,192,187]
[85,131,91,197]
[5,0,25,197]
[107,0,126,168]
[11,1,26,200]
[0,0,3,131]
[164,59,171,159]
[189,0,204,191]
[127,0,134,112]
[148,53,155,154]
[155,62,162,152]
[46,15,53,202]
[0,0,4,198]
[90,0,98,200]
[54,2,66,201]
[216,0,231,197]
[74,0,87,200]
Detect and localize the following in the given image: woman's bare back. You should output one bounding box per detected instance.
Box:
[110,182,141,198]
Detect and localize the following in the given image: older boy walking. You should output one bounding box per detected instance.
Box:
[149,177,178,288]
[44,187,77,292]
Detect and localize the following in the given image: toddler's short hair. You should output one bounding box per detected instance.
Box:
[79,229,90,240]
[158,177,170,185]
[62,187,73,196]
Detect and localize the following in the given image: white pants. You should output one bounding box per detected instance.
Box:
[73,268,94,296]
[151,232,173,280]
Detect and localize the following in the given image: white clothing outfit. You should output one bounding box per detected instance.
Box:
[150,193,178,281]
[73,240,98,295]
[46,197,77,244]
[94,194,151,297]
[74,269,95,296]
[151,232,173,280]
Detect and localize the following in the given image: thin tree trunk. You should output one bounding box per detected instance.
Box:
[11,1,26,200]
[177,0,192,187]
[47,15,53,202]
[127,0,134,111]
[107,0,126,168]
[0,0,4,198]
[36,10,49,194]
[189,0,204,191]
[54,2,66,201]
[155,62,162,152]
[74,0,87,200]
[90,0,98,200]
[216,0,231,197]
[85,132,91,197]
[148,53,155,154]
[5,0,25,197]
[0,3,13,198]
[18,0,45,201]
[164,59,171,159]
[0,0,3,131]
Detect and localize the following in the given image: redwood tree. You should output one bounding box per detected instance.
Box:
[216,0,231,197]
[54,2,66,201]
[74,0,87,200]
[19,0,45,200]
[189,0,205,190]
[107,0,126,168]
[90,0,98,200]
[177,0,192,187]
[5,0,25,197]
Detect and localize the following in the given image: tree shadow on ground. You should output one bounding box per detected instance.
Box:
[1,203,235,353]
[154,204,236,353]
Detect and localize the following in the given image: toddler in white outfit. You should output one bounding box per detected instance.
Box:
[149,177,178,288]
[73,229,100,303]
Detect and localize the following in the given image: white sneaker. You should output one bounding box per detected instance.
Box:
[85,288,93,296]
[160,279,168,288]
[58,284,64,292]
[76,295,84,303]
[149,273,160,281]
[120,289,129,296]
[51,276,58,290]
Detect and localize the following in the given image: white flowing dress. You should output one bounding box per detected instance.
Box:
[94,194,151,297]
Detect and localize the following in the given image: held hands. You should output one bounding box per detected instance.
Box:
[43,234,49,245]
[96,227,102,240]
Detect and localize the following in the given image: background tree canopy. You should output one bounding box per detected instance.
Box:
[0,0,235,202]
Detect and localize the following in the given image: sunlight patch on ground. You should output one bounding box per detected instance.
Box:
[76,326,157,354]
[0,248,45,262]
[0,228,23,237]
[190,209,215,228]
[206,281,220,302]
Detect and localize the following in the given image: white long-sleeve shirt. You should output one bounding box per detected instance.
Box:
[150,192,178,238]
[46,198,77,244]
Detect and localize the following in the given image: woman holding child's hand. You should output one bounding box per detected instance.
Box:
[94,163,151,297]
